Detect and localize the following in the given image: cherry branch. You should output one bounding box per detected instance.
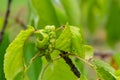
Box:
[60,51,81,78]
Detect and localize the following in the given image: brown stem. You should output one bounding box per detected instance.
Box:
[0,0,12,42]
[15,17,26,29]
[59,51,80,78]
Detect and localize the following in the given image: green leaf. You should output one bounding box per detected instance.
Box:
[0,33,9,80]
[27,0,39,28]
[55,25,84,57]
[0,17,4,30]
[53,4,67,25]
[117,77,120,80]
[55,25,85,73]
[115,70,120,76]
[115,70,120,80]
[4,27,34,80]
[60,0,81,26]
[92,59,116,80]
[55,24,72,52]
[93,59,115,73]
[83,45,94,60]
[69,26,85,73]
[80,74,87,80]
[24,41,42,80]
[31,0,59,28]
[96,67,116,80]
[70,26,84,58]
[41,58,77,80]
[106,0,120,46]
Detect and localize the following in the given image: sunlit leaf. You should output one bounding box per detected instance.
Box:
[4,27,34,80]
[92,59,116,80]
[93,59,115,73]
[115,70,120,76]
[83,45,94,60]
[55,24,72,52]
[115,70,120,80]
[96,67,116,80]
[55,25,84,57]
[70,26,84,57]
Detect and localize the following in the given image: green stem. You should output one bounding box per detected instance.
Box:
[69,54,94,68]
[24,52,44,74]
[55,26,65,31]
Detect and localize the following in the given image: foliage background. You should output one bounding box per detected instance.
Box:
[1,0,120,80]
